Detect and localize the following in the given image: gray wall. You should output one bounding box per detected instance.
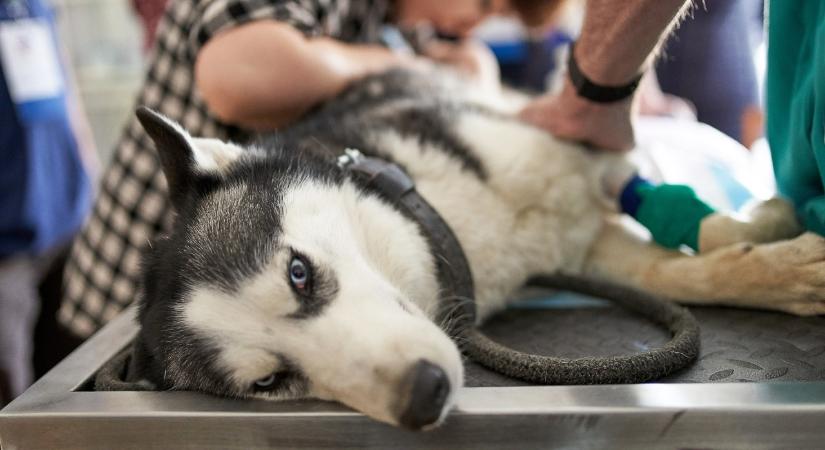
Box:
[52,0,146,166]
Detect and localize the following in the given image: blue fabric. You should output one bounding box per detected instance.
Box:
[489,30,572,92]
[0,0,91,258]
[619,174,653,217]
[655,0,761,142]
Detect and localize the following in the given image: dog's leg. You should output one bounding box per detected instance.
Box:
[698,197,803,252]
[583,218,825,315]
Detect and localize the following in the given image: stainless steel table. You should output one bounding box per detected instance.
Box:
[3,296,825,449]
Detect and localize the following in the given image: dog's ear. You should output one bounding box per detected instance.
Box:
[136,106,197,209]
[135,107,244,209]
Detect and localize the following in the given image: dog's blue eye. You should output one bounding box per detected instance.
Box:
[255,374,277,389]
[289,256,310,293]
[253,371,290,392]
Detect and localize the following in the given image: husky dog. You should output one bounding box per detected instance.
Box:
[132,70,823,430]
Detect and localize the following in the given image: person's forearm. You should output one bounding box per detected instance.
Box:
[195,21,408,130]
[575,0,692,85]
[518,0,692,151]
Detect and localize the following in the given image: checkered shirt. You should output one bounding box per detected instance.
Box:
[59,0,392,337]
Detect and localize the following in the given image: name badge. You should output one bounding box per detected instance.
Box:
[0,17,64,104]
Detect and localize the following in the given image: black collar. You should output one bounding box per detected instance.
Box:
[337,149,476,334]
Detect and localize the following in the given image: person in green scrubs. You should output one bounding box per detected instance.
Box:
[765,2,825,236]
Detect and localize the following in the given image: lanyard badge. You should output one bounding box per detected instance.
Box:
[0,3,66,122]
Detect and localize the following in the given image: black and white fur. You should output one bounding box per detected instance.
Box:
[133,69,823,430]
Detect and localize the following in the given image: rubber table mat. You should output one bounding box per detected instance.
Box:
[466,293,825,386]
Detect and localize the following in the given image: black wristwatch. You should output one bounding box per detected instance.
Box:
[567,42,643,103]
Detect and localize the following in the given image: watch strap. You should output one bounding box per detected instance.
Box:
[567,42,643,103]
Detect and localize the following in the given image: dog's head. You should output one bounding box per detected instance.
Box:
[131,108,464,430]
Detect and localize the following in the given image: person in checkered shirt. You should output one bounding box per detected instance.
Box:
[58,0,563,338]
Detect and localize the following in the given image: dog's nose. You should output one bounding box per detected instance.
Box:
[399,359,451,430]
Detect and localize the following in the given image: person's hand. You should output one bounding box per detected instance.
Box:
[422,39,500,90]
[518,78,635,152]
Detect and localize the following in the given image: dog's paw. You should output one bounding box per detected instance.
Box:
[699,198,804,253]
[745,197,804,240]
[727,233,825,316]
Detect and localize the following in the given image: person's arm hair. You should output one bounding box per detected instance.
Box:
[574,0,692,85]
[195,21,413,130]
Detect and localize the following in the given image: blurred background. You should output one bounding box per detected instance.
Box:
[52,0,766,164]
[52,0,144,164]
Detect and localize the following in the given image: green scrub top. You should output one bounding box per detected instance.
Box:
[766,1,825,235]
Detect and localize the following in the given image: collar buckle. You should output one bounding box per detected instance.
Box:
[336,148,364,170]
